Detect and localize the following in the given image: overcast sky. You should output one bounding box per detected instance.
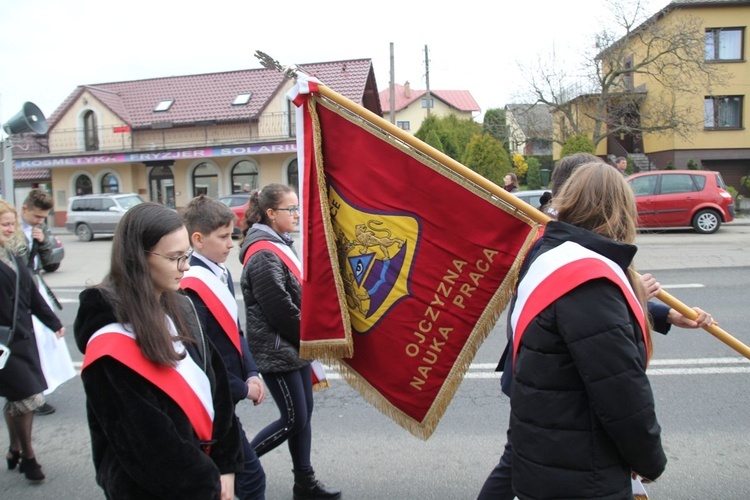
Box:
[0,0,670,127]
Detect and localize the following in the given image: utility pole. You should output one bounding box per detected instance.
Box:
[389,43,395,124]
[0,139,12,204]
[424,45,431,116]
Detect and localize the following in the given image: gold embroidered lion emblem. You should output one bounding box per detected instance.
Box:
[353,220,405,260]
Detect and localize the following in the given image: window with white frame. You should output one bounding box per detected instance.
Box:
[287,159,298,194]
[421,98,434,109]
[192,162,219,197]
[83,110,99,151]
[231,160,258,193]
[705,28,743,61]
[396,121,411,130]
[704,96,743,129]
[101,173,119,193]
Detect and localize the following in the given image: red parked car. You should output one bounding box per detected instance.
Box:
[218,194,250,238]
[627,170,734,234]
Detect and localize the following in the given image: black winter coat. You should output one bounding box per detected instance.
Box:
[74,288,243,500]
[239,226,308,373]
[0,254,62,401]
[510,221,666,500]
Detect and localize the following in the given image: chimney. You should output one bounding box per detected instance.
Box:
[404,81,411,98]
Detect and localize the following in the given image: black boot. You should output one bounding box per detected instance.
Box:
[293,468,341,500]
[19,456,45,482]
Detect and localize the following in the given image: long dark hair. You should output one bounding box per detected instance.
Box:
[100,202,191,366]
[242,183,294,237]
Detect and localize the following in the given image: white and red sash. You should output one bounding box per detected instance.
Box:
[81,323,215,446]
[243,240,301,283]
[180,266,242,358]
[511,241,647,366]
[243,239,328,389]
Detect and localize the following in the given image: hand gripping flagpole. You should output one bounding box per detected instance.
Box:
[254,51,750,362]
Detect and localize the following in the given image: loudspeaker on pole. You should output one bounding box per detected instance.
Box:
[2,101,49,135]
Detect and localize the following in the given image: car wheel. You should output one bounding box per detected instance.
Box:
[692,209,721,234]
[77,223,94,242]
[43,263,60,273]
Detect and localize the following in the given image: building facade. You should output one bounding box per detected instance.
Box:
[379,82,480,133]
[552,0,750,193]
[10,59,382,226]
[505,103,553,156]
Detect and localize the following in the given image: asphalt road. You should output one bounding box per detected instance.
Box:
[2,220,749,499]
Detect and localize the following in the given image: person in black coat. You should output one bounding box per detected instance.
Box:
[510,163,667,499]
[240,184,341,500]
[478,154,715,500]
[181,195,267,500]
[74,203,242,500]
[0,199,64,483]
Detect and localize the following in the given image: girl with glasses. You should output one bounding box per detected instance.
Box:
[74,202,242,499]
[239,184,340,500]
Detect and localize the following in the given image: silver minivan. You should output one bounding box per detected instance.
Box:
[65,193,144,241]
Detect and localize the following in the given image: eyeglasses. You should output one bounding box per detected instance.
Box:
[275,206,301,215]
[146,249,193,270]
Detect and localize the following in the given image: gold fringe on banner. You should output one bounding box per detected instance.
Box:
[298,95,355,361]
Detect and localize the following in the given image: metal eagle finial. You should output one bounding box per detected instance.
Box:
[254,50,300,79]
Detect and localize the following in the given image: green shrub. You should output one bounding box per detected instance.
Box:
[560,135,595,157]
[527,159,542,190]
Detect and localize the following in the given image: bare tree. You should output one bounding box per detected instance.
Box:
[516,0,728,148]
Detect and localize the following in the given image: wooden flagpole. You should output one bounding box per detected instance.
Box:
[313,83,750,361]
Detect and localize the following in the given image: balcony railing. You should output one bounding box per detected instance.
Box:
[34,112,296,156]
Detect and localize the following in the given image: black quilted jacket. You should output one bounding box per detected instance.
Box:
[510,221,667,500]
[239,226,309,373]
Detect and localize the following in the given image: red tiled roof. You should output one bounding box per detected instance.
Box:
[299,59,371,105]
[10,133,49,155]
[379,83,480,113]
[47,59,378,131]
[13,167,50,182]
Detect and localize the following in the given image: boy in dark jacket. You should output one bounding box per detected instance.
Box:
[181,195,267,500]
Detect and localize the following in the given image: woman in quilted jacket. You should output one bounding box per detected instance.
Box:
[240,183,340,500]
[509,163,667,499]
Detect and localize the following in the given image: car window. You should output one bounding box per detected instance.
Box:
[629,176,657,196]
[660,174,697,194]
[102,199,116,210]
[116,195,144,210]
[71,200,84,211]
[714,173,726,189]
[90,199,103,211]
[691,175,707,190]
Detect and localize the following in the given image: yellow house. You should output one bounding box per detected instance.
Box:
[554,0,750,192]
[9,59,382,226]
[379,82,480,133]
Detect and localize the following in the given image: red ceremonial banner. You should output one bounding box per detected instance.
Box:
[294,81,539,439]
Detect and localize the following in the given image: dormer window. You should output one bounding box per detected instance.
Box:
[154,99,174,112]
[232,93,253,106]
